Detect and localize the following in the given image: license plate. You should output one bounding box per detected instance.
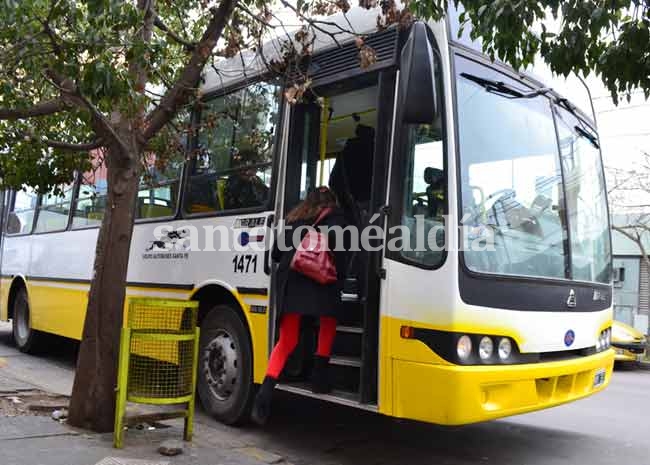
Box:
[593,368,606,388]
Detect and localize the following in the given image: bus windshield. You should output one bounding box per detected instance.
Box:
[456,55,611,284]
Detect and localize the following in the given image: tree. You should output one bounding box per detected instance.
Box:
[420,0,650,104]
[1,0,242,433]
[1,0,648,433]
[607,150,650,269]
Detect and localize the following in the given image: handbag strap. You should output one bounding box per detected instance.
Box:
[311,207,333,228]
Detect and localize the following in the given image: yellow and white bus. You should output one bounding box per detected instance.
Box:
[0,7,614,426]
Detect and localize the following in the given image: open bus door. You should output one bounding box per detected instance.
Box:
[272,58,397,407]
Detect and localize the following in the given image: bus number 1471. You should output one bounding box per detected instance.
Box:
[232,254,258,274]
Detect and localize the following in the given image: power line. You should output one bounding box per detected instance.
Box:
[601,132,650,138]
[598,103,650,114]
[592,90,647,100]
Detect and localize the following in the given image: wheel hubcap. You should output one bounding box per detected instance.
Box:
[203,330,239,401]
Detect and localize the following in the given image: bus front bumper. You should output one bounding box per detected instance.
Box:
[613,342,646,362]
[390,349,614,425]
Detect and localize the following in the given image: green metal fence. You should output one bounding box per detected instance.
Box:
[114,298,200,449]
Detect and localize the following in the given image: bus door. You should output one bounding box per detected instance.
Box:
[273,67,396,406]
[380,22,448,399]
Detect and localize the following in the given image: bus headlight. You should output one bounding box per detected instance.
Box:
[498,337,512,360]
[478,336,494,361]
[402,327,526,365]
[457,335,472,361]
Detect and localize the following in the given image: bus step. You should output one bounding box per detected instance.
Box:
[276,382,377,411]
[341,292,360,303]
[330,355,361,368]
[336,325,363,334]
[332,328,362,357]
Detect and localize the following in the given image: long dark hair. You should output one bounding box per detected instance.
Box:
[286,186,337,224]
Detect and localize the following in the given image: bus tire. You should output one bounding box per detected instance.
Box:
[197,304,253,425]
[12,287,42,354]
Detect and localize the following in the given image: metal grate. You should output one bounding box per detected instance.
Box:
[114,298,200,449]
[290,27,398,87]
[127,298,197,334]
[128,338,196,399]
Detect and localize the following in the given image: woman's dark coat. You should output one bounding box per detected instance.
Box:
[272,207,350,321]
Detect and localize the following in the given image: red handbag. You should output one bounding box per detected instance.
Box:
[290,207,337,285]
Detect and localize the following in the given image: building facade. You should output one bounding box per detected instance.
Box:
[612,224,650,335]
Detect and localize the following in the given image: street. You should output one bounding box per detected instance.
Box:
[1,321,648,465]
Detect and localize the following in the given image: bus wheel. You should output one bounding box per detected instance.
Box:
[12,287,42,353]
[197,305,253,425]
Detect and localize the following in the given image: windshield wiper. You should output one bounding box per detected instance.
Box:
[556,98,600,149]
[461,73,552,99]
[574,125,600,149]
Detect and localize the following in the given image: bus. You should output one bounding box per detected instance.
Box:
[0,6,614,426]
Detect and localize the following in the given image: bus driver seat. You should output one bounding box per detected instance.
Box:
[424,167,445,218]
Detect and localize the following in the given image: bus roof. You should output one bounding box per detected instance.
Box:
[202,5,597,128]
[201,6,383,94]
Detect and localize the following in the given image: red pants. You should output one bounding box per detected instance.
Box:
[266,313,337,379]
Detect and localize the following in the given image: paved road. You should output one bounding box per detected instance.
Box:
[1,321,648,465]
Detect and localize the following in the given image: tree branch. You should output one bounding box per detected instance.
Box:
[0,99,69,120]
[154,16,196,51]
[43,69,130,155]
[613,224,650,268]
[43,138,104,151]
[4,130,103,152]
[130,0,156,110]
[143,0,239,141]
[237,3,275,29]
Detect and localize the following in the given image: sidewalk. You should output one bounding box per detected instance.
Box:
[0,323,285,465]
[0,411,283,465]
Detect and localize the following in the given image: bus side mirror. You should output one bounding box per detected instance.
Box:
[399,22,439,124]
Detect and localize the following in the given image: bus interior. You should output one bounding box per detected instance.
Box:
[279,74,384,406]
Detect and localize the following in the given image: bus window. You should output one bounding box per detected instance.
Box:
[456,58,567,280]
[554,106,611,283]
[137,111,188,220]
[400,124,446,267]
[6,188,38,235]
[72,167,108,228]
[34,184,74,233]
[137,154,183,220]
[185,82,279,214]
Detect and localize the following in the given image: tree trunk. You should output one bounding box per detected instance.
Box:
[68,139,140,432]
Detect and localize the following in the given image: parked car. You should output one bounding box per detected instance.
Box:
[611,320,647,364]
